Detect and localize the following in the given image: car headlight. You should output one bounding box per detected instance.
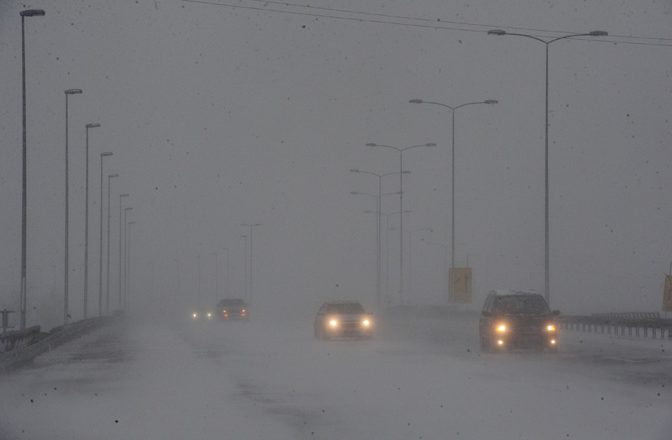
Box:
[191,312,199,320]
[328,318,339,328]
[495,323,508,333]
[206,312,213,319]
[546,323,556,332]
[361,317,372,328]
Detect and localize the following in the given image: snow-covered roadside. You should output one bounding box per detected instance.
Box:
[0,321,298,440]
[1,315,670,440]
[188,316,672,440]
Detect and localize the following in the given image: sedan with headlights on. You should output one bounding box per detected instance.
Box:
[479,290,559,352]
[314,301,374,340]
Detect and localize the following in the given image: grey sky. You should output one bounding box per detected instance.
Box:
[1,0,671,328]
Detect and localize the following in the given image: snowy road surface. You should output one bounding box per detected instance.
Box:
[1,312,670,440]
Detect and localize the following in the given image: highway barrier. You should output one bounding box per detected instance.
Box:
[559,312,672,339]
[0,326,42,353]
[0,316,116,373]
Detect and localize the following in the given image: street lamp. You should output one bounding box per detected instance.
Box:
[105,173,119,314]
[241,235,248,300]
[223,247,230,298]
[371,210,412,305]
[118,193,129,309]
[64,88,82,325]
[409,98,497,302]
[122,207,133,308]
[126,221,136,312]
[19,8,45,329]
[488,28,607,306]
[241,224,261,304]
[98,152,113,316]
[366,143,436,304]
[212,251,220,299]
[350,169,408,311]
[83,122,100,319]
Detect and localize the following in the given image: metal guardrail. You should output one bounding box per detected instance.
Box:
[0,316,116,373]
[559,312,672,339]
[0,326,42,353]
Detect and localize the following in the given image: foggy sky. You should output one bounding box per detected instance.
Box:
[1,0,671,328]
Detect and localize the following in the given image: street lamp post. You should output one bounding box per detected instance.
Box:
[122,207,133,308]
[98,152,113,316]
[83,122,100,319]
[222,247,230,298]
[118,193,129,308]
[487,28,607,306]
[64,88,82,325]
[241,235,248,300]
[350,169,407,311]
[126,221,135,311]
[409,98,497,302]
[212,251,220,299]
[242,224,261,304]
[105,173,119,314]
[369,210,412,306]
[19,8,45,329]
[366,143,436,304]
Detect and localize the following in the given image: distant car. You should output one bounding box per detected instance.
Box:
[216,298,249,321]
[314,301,374,340]
[479,290,559,352]
[190,307,215,322]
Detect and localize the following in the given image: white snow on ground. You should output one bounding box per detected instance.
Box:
[0,313,670,440]
[0,321,298,440]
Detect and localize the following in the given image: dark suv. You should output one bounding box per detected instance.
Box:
[479,290,559,352]
[216,298,249,321]
[314,301,374,340]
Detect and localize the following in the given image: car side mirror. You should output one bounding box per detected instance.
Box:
[552,310,560,316]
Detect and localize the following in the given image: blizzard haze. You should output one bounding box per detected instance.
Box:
[0,2,672,437]
[1,0,671,322]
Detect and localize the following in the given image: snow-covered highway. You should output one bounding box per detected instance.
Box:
[1,311,670,440]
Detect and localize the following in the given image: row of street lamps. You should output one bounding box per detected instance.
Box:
[195,225,257,306]
[352,27,608,308]
[19,8,136,327]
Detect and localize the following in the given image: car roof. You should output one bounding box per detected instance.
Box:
[490,289,540,297]
[322,300,363,305]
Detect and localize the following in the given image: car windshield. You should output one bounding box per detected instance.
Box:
[326,303,365,314]
[493,295,550,314]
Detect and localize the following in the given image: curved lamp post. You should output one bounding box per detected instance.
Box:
[241,224,261,304]
[83,122,101,318]
[64,88,82,324]
[98,152,113,315]
[488,28,607,306]
[366,143,436,304]
[118,193,129,309]
[350,169,408,311]
[19,8,45,329]
[105,173,119,314]
[409,98,497,302]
